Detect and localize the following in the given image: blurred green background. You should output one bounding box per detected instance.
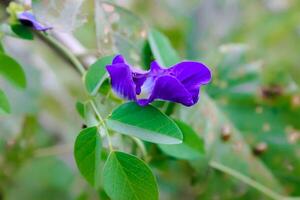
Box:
[0,0,300,199]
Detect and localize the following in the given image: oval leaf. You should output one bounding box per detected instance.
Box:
[0,53,26,89]
[75,101,86,119]
[106,102,183,144]
[0,89,10,114]
[159,120,205,160]
[148,28,180,67]
[103,151,158,200]
[74,126,101,187]
[85,55,114,95]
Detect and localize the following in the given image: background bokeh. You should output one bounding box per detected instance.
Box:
[1,0,300,199]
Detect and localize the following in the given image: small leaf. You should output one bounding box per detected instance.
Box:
[102,151,158,200]
[76,101,86,119]
[74,127,102,187]
[0,89,10,114]
[85,55,114,95]
[148,28,180,67]
[11,24,34,40]
[159,120,205,160]
[106,102,183,144]
[0,53,26,89]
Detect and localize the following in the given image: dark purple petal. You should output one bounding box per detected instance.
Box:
[106,63,136,100]
[137,75,194,106]
[112,55,126,64]
[149,61,164,73]
[169,61,211,102]
[131,69,148,96]
[170,61,211,85]
[188,87,201,103]
[133,75,147,95]
[17,11,52,31]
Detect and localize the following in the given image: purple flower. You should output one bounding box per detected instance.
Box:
[17,11,52,31]
[106,55,212,107]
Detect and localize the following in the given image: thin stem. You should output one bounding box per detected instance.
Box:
[90,100,104,124]
[37,32,86,75]
[90,100,113,151]
[209,160,283,200]
[130,136,147,159]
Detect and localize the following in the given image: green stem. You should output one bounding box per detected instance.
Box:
[130,136,147,159]
[37,32,86,75]
[209,160,284,200]
[90,100,113,151]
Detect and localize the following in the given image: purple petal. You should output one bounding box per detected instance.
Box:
[137,75,194,106]
[112,55,126,64]
[106,55,212,107]
[133,74,147,95]
[17,11,52,31]
[170,61,211,85]
[112,55,147,95]
[106,63,136,100]
[149,61,164,72]
[169,61,211,102]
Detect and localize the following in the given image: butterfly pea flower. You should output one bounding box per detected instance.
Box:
[17,11,52,31]
[106,55,212,107]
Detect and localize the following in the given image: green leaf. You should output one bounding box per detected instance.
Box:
[11,24,34,40]
[74,127,102,187]
[76,101,86,119]
[106,102,183,144]
[0,89,10,114]
[0,53,26,89]
[85,55,114,95]
[159,120,205,160]
[0,42,4,53]
[102,151,158,200]
[148,28,180,67]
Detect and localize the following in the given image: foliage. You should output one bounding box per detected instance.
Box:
[1,1,300,200]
